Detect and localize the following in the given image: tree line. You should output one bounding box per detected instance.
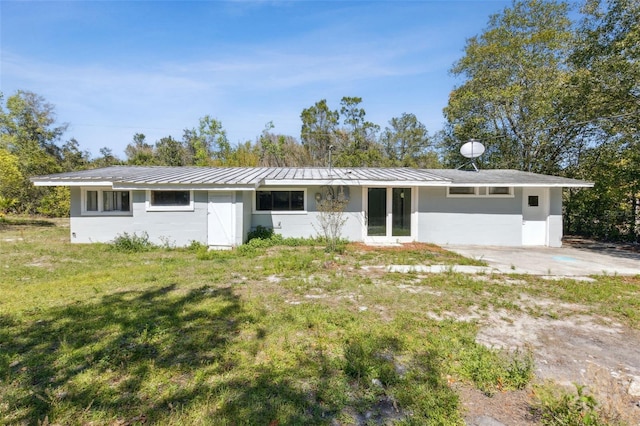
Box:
[1,0,638,242]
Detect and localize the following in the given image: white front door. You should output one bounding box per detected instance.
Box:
[522,187,548,246]
[208,192,235,247]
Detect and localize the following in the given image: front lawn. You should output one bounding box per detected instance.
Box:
[1,218,637,425]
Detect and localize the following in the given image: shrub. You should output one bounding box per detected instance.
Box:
[458,346,534,395]
[247,225,274,241]
[185,240,208,252]
[110,232,154,253]
[532,383,606,426]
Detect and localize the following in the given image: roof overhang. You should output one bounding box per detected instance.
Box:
[261,179,451,187]
[111,182,258,191]
[447,182,594,188]
[32,180,115,187]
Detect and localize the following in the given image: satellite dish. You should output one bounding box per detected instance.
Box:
[460,139,485,159]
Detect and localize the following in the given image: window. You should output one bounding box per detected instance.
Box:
[146,190,194,211]
[488,187,511,195]
[256,190,305,211]
[86,191,98,211]
[448,187,476,195]
[528,195,539,207]
[82,189,131,215]
[103,191,130,211]
[151,191,190,206]
[447,186,514,198]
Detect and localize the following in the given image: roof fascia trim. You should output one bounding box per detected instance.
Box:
[261,179,450,187]
[112,183,258,191]
[32,180,115,187]
[447,183,594,188]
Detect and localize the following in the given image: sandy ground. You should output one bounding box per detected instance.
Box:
[411,240,640,424]
[460,300,640,425]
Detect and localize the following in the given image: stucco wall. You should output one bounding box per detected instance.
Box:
[417,187,523,246]
[70,188,208,246]
[548,187,563,247]
[69,184,565,247]
[251,186,365,241]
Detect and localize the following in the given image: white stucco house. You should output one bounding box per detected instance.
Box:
[32,166,593,248]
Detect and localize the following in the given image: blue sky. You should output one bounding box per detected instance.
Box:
[1,1,511,158]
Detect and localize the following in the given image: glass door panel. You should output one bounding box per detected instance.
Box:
[367,188,387,236]
[392,188,411,236]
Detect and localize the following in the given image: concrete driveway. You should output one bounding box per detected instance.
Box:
[444,242,640,277]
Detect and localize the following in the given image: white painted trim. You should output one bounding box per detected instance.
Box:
[363,186,416,243]
[252,187,307,214]
[446,186,514,198]
[34,180,115,187]
[114,183,257,191]
[80,187,132,216]
[263,179,450,187]
[145,190,195,212]
[447,183,593,188]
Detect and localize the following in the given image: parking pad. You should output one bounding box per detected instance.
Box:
[443,244,640,277]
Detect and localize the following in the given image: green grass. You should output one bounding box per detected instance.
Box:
[1,219,638,424]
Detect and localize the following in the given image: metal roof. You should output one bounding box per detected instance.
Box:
[31,166,593,188]
[426,169,594,187]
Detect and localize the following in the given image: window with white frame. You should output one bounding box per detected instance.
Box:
[146,190,194,211]
[447,186,513,197]
[255,190,305,212]
[82,189,131,214]
[448,187,476,196]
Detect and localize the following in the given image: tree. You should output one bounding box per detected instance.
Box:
[442,0,576,173]
[154,136,185,166]
[0,90,67,213]
[0,148,22,212]
[563,0,640,241]
[314,186,349,252]
[226,141,260,167]
[258,122,310,167]
[0,90,67,160]
[125,133,154,165]
[335,97,382,166]
[60,138,91,171]
[92,147,121,168]
[300,99,339,166]
[380,113,438,167]
[182,116,231,166]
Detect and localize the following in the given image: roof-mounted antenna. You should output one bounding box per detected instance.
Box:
[328,145,335,177]
[457,139,485,172]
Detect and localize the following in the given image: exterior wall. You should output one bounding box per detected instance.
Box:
[241,191,253,243]
[417,187,523,246]
[70,188,208,246]
[548,187,563,247]
[135,191,208,246]
[250,186,365,241]
[69,184,566,247]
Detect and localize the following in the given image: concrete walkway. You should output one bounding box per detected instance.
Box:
[443,244,640,277]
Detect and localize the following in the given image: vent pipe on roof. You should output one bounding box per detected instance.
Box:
[328,145,335,177]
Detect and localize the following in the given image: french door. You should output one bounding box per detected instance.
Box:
[365,187,414,242]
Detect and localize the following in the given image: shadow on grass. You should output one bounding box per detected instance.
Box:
[0,284,346,424]
[0,217,56,228]
[1,282,465,424]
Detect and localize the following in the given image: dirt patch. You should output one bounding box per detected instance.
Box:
[457,300,640,424]
[457,385,538,425]
[348,242,449,253]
